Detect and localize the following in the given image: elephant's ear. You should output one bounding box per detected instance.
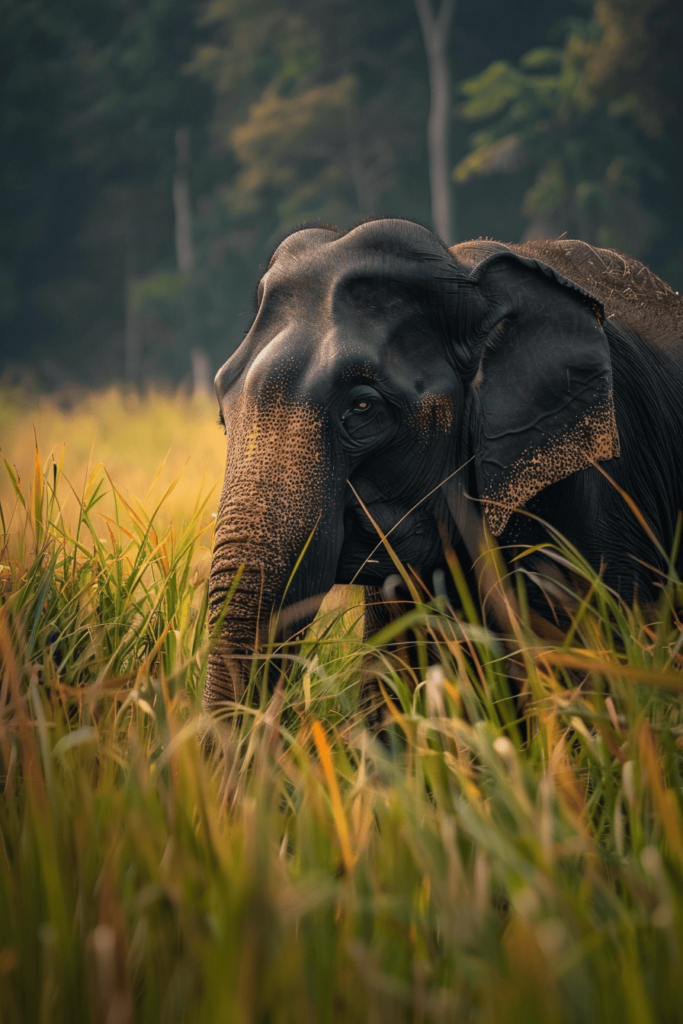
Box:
[468,251,620,536]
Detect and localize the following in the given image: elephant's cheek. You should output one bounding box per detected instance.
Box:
[205,394,328,706]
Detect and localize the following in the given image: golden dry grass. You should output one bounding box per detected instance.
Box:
[0,387,226,536]
[0,385,359,619]
[1,386,683,1023]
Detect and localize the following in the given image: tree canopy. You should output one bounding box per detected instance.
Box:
[1,0,680,387]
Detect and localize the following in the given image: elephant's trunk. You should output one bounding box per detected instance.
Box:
[204,392,334,708]
[205,557,279,704]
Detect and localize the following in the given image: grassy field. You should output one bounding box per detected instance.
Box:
[1,387,683,1023]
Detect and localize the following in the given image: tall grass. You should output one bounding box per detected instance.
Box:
[1,390,683,1023]
[0,386,226,536]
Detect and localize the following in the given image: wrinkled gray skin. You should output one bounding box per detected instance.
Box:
[205,218,683,707]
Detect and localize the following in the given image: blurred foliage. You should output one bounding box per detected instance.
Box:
[455,37,657,252]
[191,0,428,227]
[228,77,359,226]
[1,0,681,388]
[456,0,682,259]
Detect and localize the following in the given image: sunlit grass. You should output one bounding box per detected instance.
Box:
[0,386,226,538]
[1,388,683,1023]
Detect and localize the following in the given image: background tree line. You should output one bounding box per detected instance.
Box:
[1,0,681,388]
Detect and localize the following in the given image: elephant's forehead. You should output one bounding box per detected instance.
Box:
[266,222,449,301]
[270,217,449,270]
[240,279,450,404]
[266,245,422,298]
[241,322,384,398]
[261,256,430,354]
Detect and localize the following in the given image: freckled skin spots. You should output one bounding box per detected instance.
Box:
[206,392,330,705]
[409,393,455,435]
[483,393,620,535]
[206,218,683,707]
[244,422,259,459]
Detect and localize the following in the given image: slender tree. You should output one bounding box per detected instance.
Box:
[122,186,141,383]
[414,0,456,243]
[173,127,195,275]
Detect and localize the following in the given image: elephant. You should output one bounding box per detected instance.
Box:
[205,217,683,707]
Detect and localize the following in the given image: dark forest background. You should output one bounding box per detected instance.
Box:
[2,0,682,389]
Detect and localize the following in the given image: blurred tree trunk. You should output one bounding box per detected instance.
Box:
[173,127,195,274]
[123,187,141,384]
[190,349,212,397]
[347,131,375,217]
[414,0,456,244]
[173,128,211,395]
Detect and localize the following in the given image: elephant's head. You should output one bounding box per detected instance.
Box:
[205,218,619,706]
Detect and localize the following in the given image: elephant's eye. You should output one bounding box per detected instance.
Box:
[340,385,392,446]
[342,385,379,420]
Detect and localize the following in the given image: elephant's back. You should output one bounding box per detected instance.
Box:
[450,237,683,358]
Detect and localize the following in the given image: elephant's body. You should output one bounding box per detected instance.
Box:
[452,237,683,598]
[206,219,683,707]
[454,238,683,355]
